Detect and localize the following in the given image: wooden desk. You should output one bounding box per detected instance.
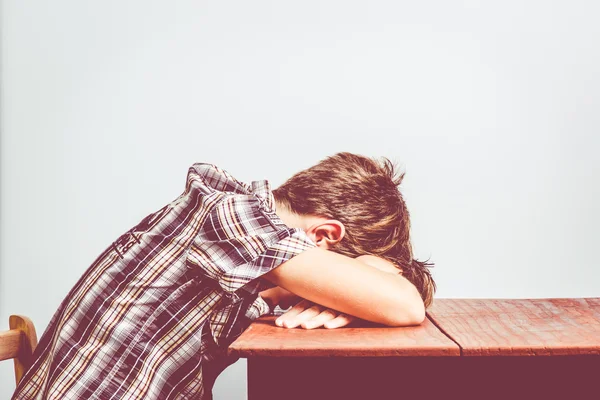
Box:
[228,298,600,400]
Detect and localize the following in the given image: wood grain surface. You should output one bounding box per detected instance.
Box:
[228,315,459,357]
[427,298,600,356]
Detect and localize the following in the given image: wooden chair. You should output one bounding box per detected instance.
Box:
[0,315,38,385]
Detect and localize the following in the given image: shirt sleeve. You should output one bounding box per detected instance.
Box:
[206,292,272,348]
[186,192,317,298]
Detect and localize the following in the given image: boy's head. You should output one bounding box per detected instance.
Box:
[272,152,436,308]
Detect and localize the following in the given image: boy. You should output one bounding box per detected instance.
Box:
[12,152,436,400]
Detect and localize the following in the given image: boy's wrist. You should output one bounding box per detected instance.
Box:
[355,255,402,275]
[259,286,302,312]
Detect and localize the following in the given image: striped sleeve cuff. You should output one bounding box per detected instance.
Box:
[245,294,272,319]
[220,228,317,296]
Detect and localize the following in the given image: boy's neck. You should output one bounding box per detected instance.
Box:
[275,201,328,239]
[274,201,308,230]
[275,201,324,232]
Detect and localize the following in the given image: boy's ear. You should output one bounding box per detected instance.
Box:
[306,220,346,250]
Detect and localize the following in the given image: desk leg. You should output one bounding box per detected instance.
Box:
[247,355,599,400]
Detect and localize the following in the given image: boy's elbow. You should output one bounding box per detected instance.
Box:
[407,301,427,326]
[385,295,426,327]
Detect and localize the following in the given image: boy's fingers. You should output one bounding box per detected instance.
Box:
[275,300,313,327]
[281,304,323,329]
[300,309,338,330]
[323,313,355,329]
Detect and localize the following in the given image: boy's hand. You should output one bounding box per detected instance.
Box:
[275,299,356,329]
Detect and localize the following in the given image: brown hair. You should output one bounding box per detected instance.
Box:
[272,152,437,308]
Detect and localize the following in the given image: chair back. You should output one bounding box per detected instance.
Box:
[0,315,38,385]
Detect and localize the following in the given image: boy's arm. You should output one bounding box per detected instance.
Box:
[261,247,425,326]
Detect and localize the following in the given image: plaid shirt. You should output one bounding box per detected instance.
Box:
[13,163,316,400]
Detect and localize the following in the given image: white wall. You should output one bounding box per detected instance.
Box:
[1,0,599,398]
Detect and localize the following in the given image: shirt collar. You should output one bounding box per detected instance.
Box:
[250,180,275,212]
